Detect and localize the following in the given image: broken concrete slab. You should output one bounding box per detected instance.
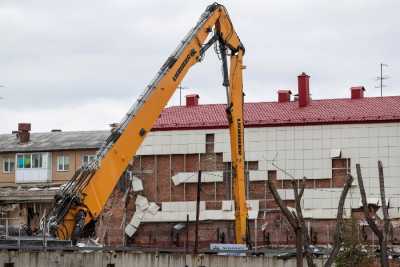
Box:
[129,211,144,228]
[147,202,160,215]
[129,217,141,228]
[131,176,143,192]
[135,195,149,211]
[125,224,137,237]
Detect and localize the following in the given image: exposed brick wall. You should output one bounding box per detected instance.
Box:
[97,153,400,249]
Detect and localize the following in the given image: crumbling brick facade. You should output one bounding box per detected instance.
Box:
[96,150,394,249]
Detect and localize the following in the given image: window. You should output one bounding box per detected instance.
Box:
[3,159,15,173]
[205,133,215,153]
[82,155,96,166]
[16,153,43,169]
[57,155,70,171]
[17,154,24,168]
[32,153,42,168]
[24,154,31,168]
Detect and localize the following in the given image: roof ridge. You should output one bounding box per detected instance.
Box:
[165,95,400,109]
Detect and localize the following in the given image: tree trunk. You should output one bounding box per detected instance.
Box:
[268,179,304,265]
[356,163,388,267]
[292,178,315,267]
[378,161,390,267]
[324,174,353,267]
[296,228,304,267]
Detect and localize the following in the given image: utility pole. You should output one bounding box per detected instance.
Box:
[194,170,202,254]
[376,63,389,97]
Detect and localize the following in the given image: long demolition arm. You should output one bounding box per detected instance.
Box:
[48,3,248,244]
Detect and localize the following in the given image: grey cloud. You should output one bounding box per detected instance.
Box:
[0,0,399,132]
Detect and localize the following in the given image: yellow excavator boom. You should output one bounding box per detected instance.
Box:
[48,2,248,244]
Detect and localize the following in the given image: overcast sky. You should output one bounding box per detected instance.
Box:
[1,0,399,133]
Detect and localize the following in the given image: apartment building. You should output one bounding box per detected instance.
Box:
[0,129,108,235]
[0,129,108,185]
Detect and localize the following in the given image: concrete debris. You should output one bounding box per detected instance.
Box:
[27,187,41,191]
[135,195,149,211]
[131,176,144,192]
[48,187,60,191]
[124,195,149,237]
[75,238,103,248]
[261,223,268,231]
[124,197,160,237]
[173,223,186,231]
[125,224,137,237]
[147,202,160,215]
[0,185,58,204]
[76,242,86,248]
[129,211,144,228]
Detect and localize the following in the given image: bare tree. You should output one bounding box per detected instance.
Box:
[378,161,391,253]
[268,178,303,267]
[291,178,315,267]
[356,162,389,267]
[267,175,315,267]
[324,174,354,267]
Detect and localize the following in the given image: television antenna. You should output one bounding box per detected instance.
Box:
[375,63,389,97]
[178,85,191,106]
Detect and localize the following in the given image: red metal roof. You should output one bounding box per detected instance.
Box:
[153,96,400,131]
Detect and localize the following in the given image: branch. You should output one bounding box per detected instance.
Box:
[324,174,353,267]
[378,161,390,237]
[357,163,388,267]
[267,179,298,230]
[356,164,383,240]
[292,177,315,267]
[378,161,390,267]
[299,177,306,200]
[272,162,297,180]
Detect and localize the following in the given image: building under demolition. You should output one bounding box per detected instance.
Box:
[1,74,400,249]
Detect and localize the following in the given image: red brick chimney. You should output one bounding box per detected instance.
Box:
[278,90,292,103]
[298,72,310,107]
[350,86,365,99]
[17,123,31,143]
[186,94,199,107]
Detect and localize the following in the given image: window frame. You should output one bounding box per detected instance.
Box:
[3,158,15,173]
[205,133,215,153]
[57,155,70,172]
[23,154,31,168]
[15,153,44,169]
[32,153,43,168]
[82,154,96,166]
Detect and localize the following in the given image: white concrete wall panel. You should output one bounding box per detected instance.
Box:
[171,171,223,185]
[138,122,400,214]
